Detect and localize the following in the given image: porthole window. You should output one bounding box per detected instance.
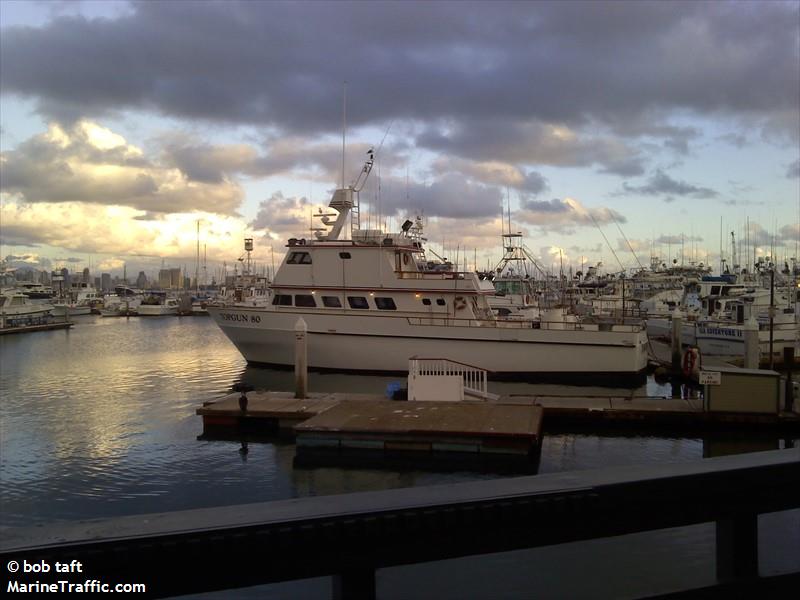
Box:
[436,298,446,306]
[347,296,369,309]
[322,296,342,308]
[339,252,352,259]
[294,294,317,307]
[421,298,431,306]
[375,297,397,310]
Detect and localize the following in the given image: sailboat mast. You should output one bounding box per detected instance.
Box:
[195,220,200,294]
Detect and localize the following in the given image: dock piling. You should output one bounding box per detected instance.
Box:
[784,347,795,413]
[671,308,683,372]
[295,317,308,399]
[744,316,759,370]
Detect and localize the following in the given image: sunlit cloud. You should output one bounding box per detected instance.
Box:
[1,121,243,214]
[515,197,625,234]
[0,200,250,262]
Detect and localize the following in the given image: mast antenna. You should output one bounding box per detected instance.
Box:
[341,81,347,190]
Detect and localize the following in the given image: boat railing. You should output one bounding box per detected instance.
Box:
[394,270,476,281]
[408,356,497,400]
[405,315,643,333]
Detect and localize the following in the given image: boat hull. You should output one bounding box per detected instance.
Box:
[51,305,92,316]
[137,305,178,316]
[696,323,798,357]
[209,306,649,379]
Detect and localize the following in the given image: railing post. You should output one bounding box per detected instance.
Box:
[716,513,759,582]
[332,567,376,600]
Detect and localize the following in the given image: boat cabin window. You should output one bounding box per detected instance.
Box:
[421,298,431,306]
[294,294,316,307]
[0,297,5,307]
[375,297,397,310]
[436,298,446,306]
[339,252,351,259]
[710,285,721,296]
[272,294,292,306]
[322,296,342,308]
[347,296,369,309]
[287,252,312,265]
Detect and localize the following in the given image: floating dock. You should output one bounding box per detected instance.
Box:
[294,399,543,464]
[198,393,544,470]
[0,321,73,335]
[197,361,799,471]
[198,391,383,435]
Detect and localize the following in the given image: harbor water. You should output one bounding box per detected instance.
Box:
[1,315,797,599]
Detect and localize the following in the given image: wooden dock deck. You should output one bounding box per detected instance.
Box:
[295,399,543,456]
[197,391,383,434]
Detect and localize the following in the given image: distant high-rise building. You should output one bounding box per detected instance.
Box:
[101,273,112,291]
[82,267,90,283]
[136,271,147,289]
[94,276,102,290]
[157,268,182,289]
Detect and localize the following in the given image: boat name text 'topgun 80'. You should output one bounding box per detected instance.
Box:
[219,312,261,323]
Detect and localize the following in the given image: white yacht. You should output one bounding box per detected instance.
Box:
[100,286,143,316]
[0,289,55,327]
[51,282,100,316]
[137,296,180,316]
[208,155,649,382]
[16,282,56,300]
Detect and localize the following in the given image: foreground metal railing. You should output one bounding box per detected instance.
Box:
[1,449,798,599]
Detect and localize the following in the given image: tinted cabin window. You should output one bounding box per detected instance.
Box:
[375,297,397,310]
[322,296,342,308]
[294,294,316,307]
[436,298,446,306]
[347,296,369,309]
[272,294,292,306]
[339,252,351,259]
[421,298,431,306]
[287,252,312,265]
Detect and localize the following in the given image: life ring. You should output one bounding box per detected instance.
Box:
[682,347,700,377]
[403,254,410,265]
[454,296,467,310]
[524,294,531,305]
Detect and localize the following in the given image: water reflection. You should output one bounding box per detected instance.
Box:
[1,316,797,531]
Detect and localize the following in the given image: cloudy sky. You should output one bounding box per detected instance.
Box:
[1,0,798,280]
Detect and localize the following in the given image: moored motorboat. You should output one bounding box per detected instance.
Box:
[208,153,649,382]
[137,296,180,316]
[0,289,55,327]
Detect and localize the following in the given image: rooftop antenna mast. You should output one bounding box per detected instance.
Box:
[341,81,347,190]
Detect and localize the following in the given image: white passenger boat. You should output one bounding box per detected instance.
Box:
[137,296,180,316]
[100,286,143,316]
[208,154,649,382]
[51,282,101,316]
[0,289,55,327]
[695,308,798,358]
[16,282,56,300]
